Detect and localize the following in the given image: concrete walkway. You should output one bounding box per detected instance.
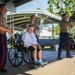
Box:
[0,51,75,75]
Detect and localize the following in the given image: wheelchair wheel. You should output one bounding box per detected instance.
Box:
[24,53,35,68]
[28,57,35,68]
[8,46,24,67]
[24,52,29,64]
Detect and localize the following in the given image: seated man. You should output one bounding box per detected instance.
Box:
[22,25,45,65]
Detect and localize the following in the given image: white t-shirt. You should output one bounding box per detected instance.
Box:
[22,31,38,47]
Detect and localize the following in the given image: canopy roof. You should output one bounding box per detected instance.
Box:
[7,10,61,30]
[0,0,33,12]
[1,0,32,7]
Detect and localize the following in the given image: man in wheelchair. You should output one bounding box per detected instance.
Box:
[22,25,47,65]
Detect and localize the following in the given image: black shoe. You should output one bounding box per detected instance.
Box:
[0,69,7,72]
[66,56,73,58]
[57,57,62,60]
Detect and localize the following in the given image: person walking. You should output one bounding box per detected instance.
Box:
[57,13,73,60]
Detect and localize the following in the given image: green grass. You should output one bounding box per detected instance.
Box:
[42,46,54,51]
[42,46,75,52]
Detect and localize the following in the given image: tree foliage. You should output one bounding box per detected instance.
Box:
[68,21,75,45]
[48,0,75,17]
[54,25,60,35]
[68,21,75,37]
[36,8,41,10]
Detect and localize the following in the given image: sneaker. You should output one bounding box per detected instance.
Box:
[57,57,62,60]
[0,69,7,72]
[35,61,40,65]
[44,61,49,65]
[39,60,46,65]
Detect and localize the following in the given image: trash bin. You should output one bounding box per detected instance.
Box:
[54,44,59,51]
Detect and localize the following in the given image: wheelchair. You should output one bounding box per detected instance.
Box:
[8,40,35,68]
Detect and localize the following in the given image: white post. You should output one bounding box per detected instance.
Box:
[39,18,44,39]
[52,22,54,39]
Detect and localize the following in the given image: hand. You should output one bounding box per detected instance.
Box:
[7,29,12,35]
[11,28,14,33]
[37,44,42,50]
[12,35,15,40]
[37,44,40,46]
[31,44,36,46]
[11,30,15,40]
[31,44,37,50]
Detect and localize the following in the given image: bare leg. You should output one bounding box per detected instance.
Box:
[37,44,42,60]
[37,50,42,60]
[32,45,37,60]
[33,49,37,60]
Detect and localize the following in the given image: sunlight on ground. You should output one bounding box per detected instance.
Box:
[25,57,75,75]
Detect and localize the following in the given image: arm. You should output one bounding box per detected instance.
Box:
[67,21,72,26]
[0,26,12,35]
[69,22,72,26]
[32,33,38,45]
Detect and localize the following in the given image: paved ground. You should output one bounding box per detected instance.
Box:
[0,51,75,75]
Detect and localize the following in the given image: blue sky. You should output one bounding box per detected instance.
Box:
[17,0,49,11]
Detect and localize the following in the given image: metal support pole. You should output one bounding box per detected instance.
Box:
[52,22,54,39]
[39,18,44,39]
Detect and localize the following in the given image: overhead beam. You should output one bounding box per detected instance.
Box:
[7,15,29,19]
[44,18,53,23]
[8,19,30,25]
[7,17,28,23]
[16,23,25,27]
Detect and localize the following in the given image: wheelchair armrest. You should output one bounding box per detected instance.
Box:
[16,40,24,46]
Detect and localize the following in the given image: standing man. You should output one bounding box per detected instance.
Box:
[30,15,39,33]
[0,4,12,72]
[57,13,73,60]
